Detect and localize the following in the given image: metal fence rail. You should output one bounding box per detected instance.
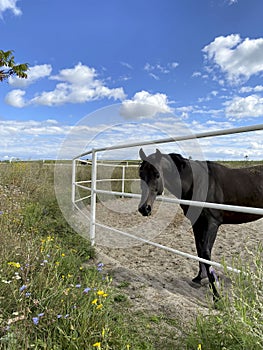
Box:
[72,123,263,273]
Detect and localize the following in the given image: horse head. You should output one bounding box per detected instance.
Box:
[138,148,164,216]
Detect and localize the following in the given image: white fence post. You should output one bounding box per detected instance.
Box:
[90,149,97,246]
[121,165,125,196]
[71,158,76,209]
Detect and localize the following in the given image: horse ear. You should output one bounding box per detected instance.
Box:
[139,148,147,161]
[155,149,162,162]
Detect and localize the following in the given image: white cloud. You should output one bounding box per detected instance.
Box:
[144,61,179,79]
[0,0,22,17]
[1,114,262,161]
[227,0,238,5]
[120,91,172,119]
[5,62,126,107]
[120,61,133,69]
[239,85,263,93]
[203,34,263,84]
[225,94,263,118]
[8,64,52,88]
[5,89,26,107]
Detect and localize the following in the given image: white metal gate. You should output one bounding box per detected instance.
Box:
[72,123,263,274]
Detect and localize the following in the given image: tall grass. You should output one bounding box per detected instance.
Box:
[183,247,263,350]
[0,163,154,349]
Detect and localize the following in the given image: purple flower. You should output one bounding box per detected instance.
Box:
[57,314,62,319]
[64,314,69,319]
[0,211,3,215]
[25,292,31,297]
[83,287,91,294]
[75,284,81,288]
[32,317,39,325]
[19,285,27,292]
[38,313,44,317]
[97,262,104,272]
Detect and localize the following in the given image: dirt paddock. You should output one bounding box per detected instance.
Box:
[85,197,262,320]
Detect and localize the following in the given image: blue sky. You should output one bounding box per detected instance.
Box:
[1,0,263,160]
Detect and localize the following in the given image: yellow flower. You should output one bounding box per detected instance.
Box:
[7,262,21,268]
[61,253,65,257]
[96,304,103,310]
[93,342,101,348]
[91,298,98,305]
[97,290,105,296]
[102,293,108,298]
[102,328,105,338]
[197,344,202,350]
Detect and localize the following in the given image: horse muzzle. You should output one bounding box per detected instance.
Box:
[138,204,152,216]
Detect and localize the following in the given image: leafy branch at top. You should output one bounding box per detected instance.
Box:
[0,50,29,82]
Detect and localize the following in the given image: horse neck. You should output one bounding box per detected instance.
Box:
[161,155,193,199]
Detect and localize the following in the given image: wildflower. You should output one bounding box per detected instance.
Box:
[96,304,103,310]
[19,285,27,292]
[102,293,108,298]
[75,284,81,288]
[97,262,104,271]
[61,253,65,257]
[93,342,101,348]
[83,287,91,294]
[102,328,105,338]
[2,279,12,284]
[57,314,63,319]
[8,262,21,268]
[91,298,98,305]
[79,266,84,271]
[32,317,39,325]
[0,211,3,215]
[25,292,31,297]
[97,290,105,296]
[197,344,202,350]
[32,312,44,325]
[13,272,21,280]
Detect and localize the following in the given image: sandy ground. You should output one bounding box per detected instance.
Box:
[82,197,263,322]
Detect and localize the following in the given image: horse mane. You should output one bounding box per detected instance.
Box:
[168,153,188,170]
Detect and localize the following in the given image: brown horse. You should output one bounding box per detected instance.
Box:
[138,148,263,300]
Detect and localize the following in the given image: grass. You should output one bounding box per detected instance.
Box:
[183,247,263,350]
[0,161,262,349]
[0,163,153,349]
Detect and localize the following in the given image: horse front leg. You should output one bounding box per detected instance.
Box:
[193,219,221,301]
[192,220,208,284]
[202,221,221,301]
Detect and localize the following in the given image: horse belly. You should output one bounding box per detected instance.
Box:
[222,211,262,224]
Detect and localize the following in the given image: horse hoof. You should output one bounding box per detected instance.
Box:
[192,276,202,285]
